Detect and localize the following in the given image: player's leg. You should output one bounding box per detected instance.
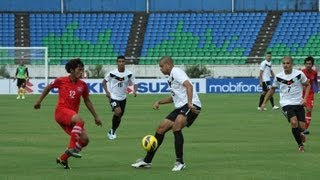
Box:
[285,105,305,152]
[21,81,26,99]
[270,97,279,110]
[70,129,89,155]
[304,95,313,134]
[264,81,277,109]
[16,79,22,99]
[270,96,275,107]
[55,109,85,167]
[65,114,86,157]
[289,116,304,150]
[296,106,306,144]
[146,119,172,161]
[132,119,173,168]
[171,105,201,171]
[107,99,126,139]
[297,106,306,152]
[258,82,267,110]
[258,93,265,110]
[171,114,188,171]
[304,107,312,134]
[54,109,74,169]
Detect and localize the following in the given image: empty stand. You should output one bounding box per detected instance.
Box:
[2,12,320,66]
[0,13,15,65]
[267,12,320,64]
[29,13,133,65]
[140,12,267,65]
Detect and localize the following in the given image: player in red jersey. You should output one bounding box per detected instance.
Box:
[34,58,102,169]
[301,56,319,135]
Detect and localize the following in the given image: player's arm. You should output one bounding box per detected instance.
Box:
[102,79,110,98]
[271,70,275,78]
[34,84,52,109]
[259,70,263,86]
[183,80,194,107]
[83,96,102,126]
[133,83,138,97]
[14,68,18,80]
[302,80,311,105]
[316,72,319,91]
[153,96,173,110]
[130,73,138,97]
[183,80,199,114]
[260,87,276,111]
[25,68,29,80]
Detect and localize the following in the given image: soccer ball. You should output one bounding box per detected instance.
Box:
[141,135,158,152]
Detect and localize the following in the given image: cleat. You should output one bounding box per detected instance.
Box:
[107,129,117,140]
[300,133,306,143]
[172,161,186,171]
[22,95,25,99]
[272,106,279,110]
[131,158,152,168]
[16,96,20,99]
[298,146,305,152]
[303,129,310,135]
[56,158,70,169]
[65,148,82,158]
[257,107,267,111]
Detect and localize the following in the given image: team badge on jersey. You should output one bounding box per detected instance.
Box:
[77,87,83,93]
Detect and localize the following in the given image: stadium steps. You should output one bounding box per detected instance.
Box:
[125,12,149,64]
[248,11,282,63]
[15,13,30,64]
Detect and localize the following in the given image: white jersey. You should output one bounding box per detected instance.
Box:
[260,60,273,82]
[272,69,308,107]
[168,67,201,108]
[104,69,136,100]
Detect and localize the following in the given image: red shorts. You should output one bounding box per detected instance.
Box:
[55,108,77,135]
[305,93,314,108]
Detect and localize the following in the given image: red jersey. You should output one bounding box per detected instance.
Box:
[50,76,89,112]
[302,68,318,94]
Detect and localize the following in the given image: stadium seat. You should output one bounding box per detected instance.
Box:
[140,12,266,65]
[30,13,134,64]
[268,12,320,63]
[0,13,15,64]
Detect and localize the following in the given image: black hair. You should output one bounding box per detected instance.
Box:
[304,56,314,65]
[65,58,84,73]
[117,55,126,61]
[266,52,271,55]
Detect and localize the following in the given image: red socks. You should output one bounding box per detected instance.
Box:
[305,111,312,129]
[60,121,84,161]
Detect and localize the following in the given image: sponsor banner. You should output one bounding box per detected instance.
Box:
[206,78,262,93]
[136,78,206,94]
[0,78,206,94]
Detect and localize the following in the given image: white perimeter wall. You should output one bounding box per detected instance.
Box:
[3,64,307,78]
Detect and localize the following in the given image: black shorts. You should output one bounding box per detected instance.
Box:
[17,78,26,88]
[262,81,271,92]
[109,98,126,115]
[281,105,305,123]
[166,104,201,127]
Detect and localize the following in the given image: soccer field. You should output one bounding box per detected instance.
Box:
[1,94,320,180]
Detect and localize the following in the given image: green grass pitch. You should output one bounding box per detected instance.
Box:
[1,94,320,179]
